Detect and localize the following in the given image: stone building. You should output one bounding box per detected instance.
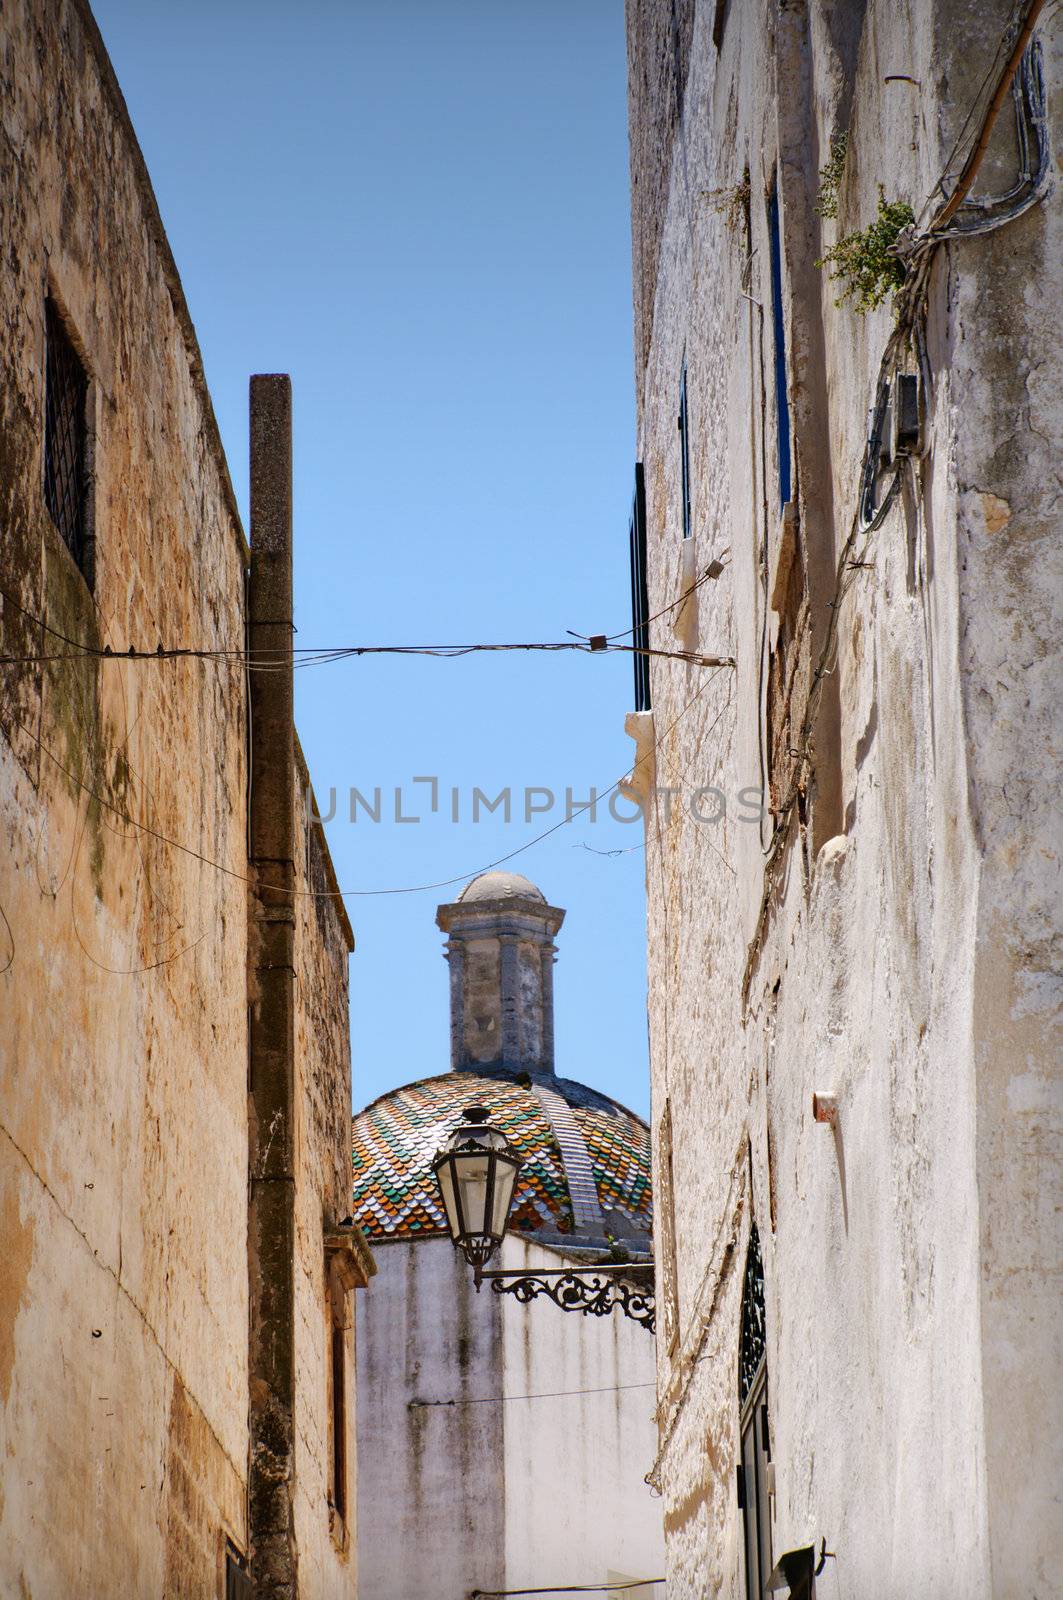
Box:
[0,2,371,1595]
[622,0,1062,1595]
[350,872,665,1600]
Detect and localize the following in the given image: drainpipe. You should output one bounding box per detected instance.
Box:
[247,374,298,1598]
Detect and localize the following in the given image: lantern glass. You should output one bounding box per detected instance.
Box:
[432,1106,521,1280]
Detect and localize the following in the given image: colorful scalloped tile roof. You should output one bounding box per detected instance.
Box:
[575,1101,654,1221]
[351,1071,652,1244]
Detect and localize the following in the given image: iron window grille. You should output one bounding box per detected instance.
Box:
[628,462,651,713]
[678,364,692,539]
[737,1222,772,1600]
[44,297,89,573]
[738,1221,766,1406]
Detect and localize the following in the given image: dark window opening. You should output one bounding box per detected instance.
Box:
[44,298,89,574]
[629,462,651,713]
[224,1540,251,1600]
[331,1323,347,1524]
[767,183,792,511]
[678,363,692,539]
[738,1223,771,1600]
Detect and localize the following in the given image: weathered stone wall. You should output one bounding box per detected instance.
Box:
[626,0,1062,1595]
[0,5,365,1594]
[292,757,361,1599]
[0,0,250,1591]
[625,0,698,414]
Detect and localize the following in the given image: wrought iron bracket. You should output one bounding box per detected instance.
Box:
[478,1263,655,1334]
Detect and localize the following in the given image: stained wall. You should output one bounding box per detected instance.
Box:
[0,0,249,1590]
[355,1233,664,1600]
[624,0,1062,1594]
[292,756,365,1600]
[0,3,365,1593]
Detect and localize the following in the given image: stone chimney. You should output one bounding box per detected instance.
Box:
[436,872,565,1076]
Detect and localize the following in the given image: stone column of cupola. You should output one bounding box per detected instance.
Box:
[444,938,465,1072]
[539,942,557,1074]
[436,876,565,1077]
[498,934,522,1067]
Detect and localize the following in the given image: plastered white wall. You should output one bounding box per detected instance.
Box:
[356,1234,664,1600]
[626,0,1063,1595]
[500,1236,665,1599]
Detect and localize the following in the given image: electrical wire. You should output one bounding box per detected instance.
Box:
[914,0,1022,225]
[0,897,13,975]
[741,4,1050,1006]
[471,1583,664,1598]
[591,554,731,644]
[0,640,734,671]
[3,7,1043,967]
[0,586,734,671]
[409,1380,655,1408]
[3,663,728,907]
[930,0,1047,229]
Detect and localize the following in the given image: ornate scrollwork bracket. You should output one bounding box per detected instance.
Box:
[480,1263,656,1334]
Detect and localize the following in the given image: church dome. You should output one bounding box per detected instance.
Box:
[456,870,546,904]
[351,1069,652,1250]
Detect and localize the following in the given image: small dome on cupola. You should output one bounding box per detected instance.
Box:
[456,870,546,904]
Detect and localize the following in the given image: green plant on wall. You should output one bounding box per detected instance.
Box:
[817,184,915,314]
[702,173,751,233]
[814,131,849,220]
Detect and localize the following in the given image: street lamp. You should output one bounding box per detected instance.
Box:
[432,1106,656,1333]
[431,1106,522,1286]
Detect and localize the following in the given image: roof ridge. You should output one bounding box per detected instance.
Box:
[532,1084,604,1231]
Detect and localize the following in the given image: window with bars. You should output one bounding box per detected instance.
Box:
[737,1223,772,1600]
[44,297,90,576]
[628,462,651,713]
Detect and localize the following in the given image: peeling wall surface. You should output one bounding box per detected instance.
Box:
[355,1236,664,1600]
[0,3,363,1594]
[624,0,1062,1596]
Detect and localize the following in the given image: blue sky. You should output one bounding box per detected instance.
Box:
[92,0,650,1117]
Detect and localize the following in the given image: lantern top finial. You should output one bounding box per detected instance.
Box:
[454,870,546,905]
